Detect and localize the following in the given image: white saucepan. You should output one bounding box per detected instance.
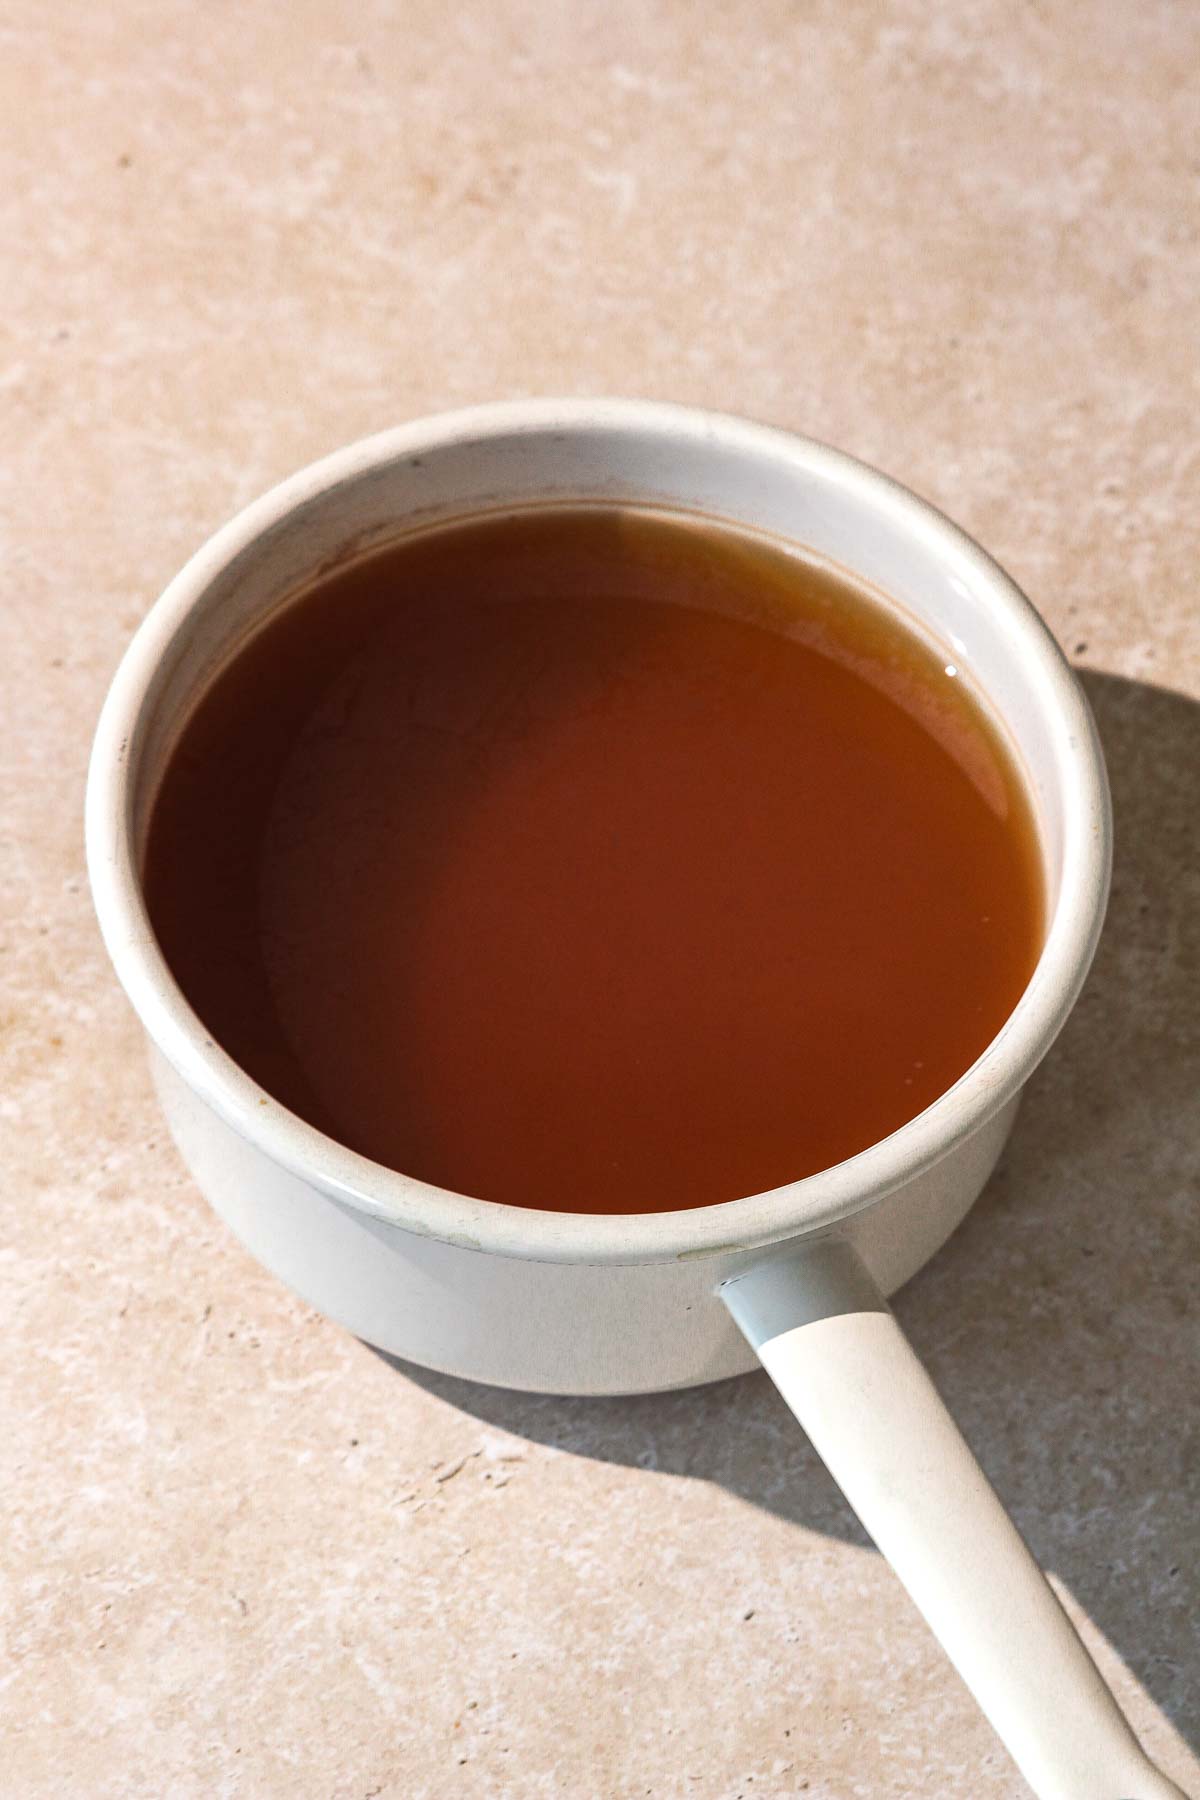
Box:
[86,401,1186,1799]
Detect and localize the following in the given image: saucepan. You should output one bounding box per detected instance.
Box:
[86,401,1186,1799]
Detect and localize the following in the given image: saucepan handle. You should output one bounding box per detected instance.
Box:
[719,1239,1187,1800]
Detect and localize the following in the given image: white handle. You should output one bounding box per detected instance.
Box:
[720,1240,1187,1800]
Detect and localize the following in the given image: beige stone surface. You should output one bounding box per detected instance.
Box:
[2,2,1198,1795]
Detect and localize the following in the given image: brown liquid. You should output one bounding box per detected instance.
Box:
[144,507,1043,1214]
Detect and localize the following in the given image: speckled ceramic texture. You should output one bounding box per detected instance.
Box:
[2,1,1197,1796]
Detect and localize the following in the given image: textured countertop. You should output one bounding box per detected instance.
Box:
[3,4,1198,1795]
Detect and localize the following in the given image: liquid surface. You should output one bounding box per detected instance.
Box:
[144,507,1043,1213]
